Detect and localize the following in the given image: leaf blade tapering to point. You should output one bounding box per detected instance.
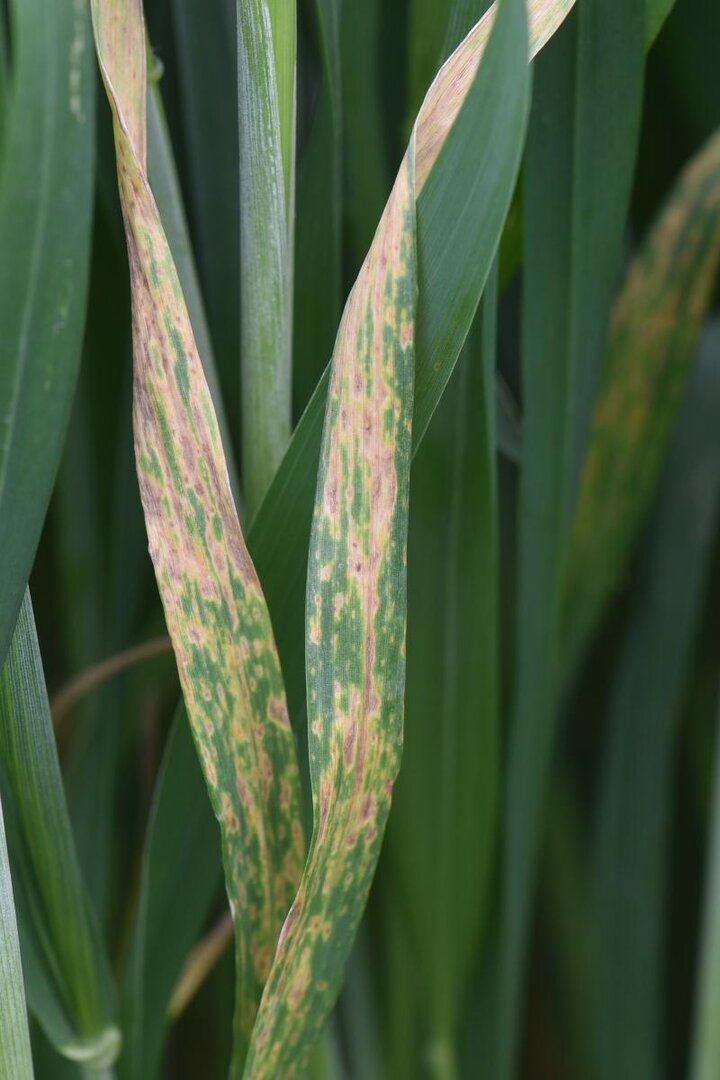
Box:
[244,0,550,1070]
[250,0,571,744]
[90,1,304,1069]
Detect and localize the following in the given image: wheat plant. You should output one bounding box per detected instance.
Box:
[0,0,719,1077]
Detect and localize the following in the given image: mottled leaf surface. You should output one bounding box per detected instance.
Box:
[241,0,578,1072]
[563,128,720,675]
[246,145,416,1080]
[250,0,573,742]
[90,0,303,1065]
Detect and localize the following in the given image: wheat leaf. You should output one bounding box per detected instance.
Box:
[240,0,578,1071]
[90,0,304,1066]
[250,0,574,755]
[0,793,33,1079]
[0,0,95,665]
[237,0,295,515]
[245,119,417,1080]
[0,591,119,1066]
[593,329,720,1080]
[563,128,720,673]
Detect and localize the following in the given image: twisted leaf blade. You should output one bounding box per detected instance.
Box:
[246,140,417,1080]
[90,0,304,1065]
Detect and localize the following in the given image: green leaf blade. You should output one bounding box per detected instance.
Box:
[121,709,223,1080]
[0,592,119,1066]
[0,0,95,664]
[0,795,33,1080]
[593,330,720,1080]
[498,4,646,1070]
[388,266,500,1064]
[237,0,296,516]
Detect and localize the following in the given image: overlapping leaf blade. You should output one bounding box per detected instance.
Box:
[169,0,240,426]
[246,136,417,1080]
[388,269,500,1066]
[339,0,387,275]
[646,0,677,46]
[121,708,222,1079]
[293,0,342,415]
[498,3,646,1070]
[4,761,105,1069]
[0,591,119,1067]
[387,1,501,1037]
[237,0,296,514]
[243,0,545,1071]
[0,794,33,1079]
[250,0,574,736]
[90,1,304,1069]
[592,328,720,1080]
[0,0,95,665]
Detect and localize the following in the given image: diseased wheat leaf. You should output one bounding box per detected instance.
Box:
[0,591,119,1067]
[563,128,720,677]
[56,75,230,936]
[387,2,503,1035]
[90,0,304,1069]
[250,0,573,744]
[245,115,417,1080]
[0,793,33,1080]
[242,0,553,1071]
[147,82,239,501]
[0,0,95,665]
